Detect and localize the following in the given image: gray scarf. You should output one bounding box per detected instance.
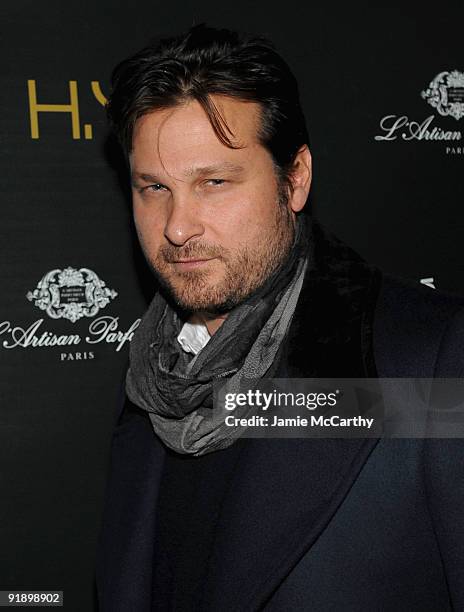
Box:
[125,216,310,456]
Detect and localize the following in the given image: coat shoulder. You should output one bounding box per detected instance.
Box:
[373,271,464,377]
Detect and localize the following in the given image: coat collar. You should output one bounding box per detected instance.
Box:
[279,214,381,379]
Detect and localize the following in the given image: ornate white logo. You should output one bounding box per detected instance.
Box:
[421,70,464,120]
[26,267,118,323]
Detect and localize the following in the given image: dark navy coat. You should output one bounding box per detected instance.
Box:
[96,218,464,611]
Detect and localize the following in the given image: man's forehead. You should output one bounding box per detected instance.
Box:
[130,97,264,177]
[131,96,262,154]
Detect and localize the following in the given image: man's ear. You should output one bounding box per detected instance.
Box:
[289,145,312,213]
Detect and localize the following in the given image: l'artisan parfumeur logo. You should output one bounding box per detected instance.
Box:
[0,267,140,361]
[26,266,117,322]
[375,69,464,155]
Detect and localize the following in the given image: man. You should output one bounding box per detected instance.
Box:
[96,24,464,611]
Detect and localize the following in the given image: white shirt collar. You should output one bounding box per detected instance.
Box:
[177,319,211,355]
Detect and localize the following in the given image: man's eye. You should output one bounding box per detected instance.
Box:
[146,183,166,192]
[206,179,226,187]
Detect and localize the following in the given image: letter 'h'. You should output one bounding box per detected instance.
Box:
[27,80,81,139]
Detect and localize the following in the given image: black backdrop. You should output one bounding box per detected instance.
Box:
[2,2,464,610]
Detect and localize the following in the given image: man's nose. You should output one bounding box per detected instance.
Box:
[163,194,205,246]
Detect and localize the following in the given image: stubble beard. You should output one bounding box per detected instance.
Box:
[144,196,295,315]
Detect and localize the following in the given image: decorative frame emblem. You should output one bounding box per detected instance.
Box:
[421,70,464,120]
[26,267,118,323]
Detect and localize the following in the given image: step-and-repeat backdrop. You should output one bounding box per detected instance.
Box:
[2,2,463,610]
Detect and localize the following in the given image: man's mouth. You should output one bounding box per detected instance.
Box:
[169,257,217,270]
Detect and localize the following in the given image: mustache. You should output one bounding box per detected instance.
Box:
[159,242,228,262]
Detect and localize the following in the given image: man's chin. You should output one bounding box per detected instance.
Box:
[162,288,236,314]
[154,275,246,315]
[153,272,224,312]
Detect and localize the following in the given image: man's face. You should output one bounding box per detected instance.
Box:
[130,95,296,314]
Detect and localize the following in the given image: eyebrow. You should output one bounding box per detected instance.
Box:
[131,162,246,185]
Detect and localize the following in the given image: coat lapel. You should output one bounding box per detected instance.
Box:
[200,216,383,610]
[201,437,380,611]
